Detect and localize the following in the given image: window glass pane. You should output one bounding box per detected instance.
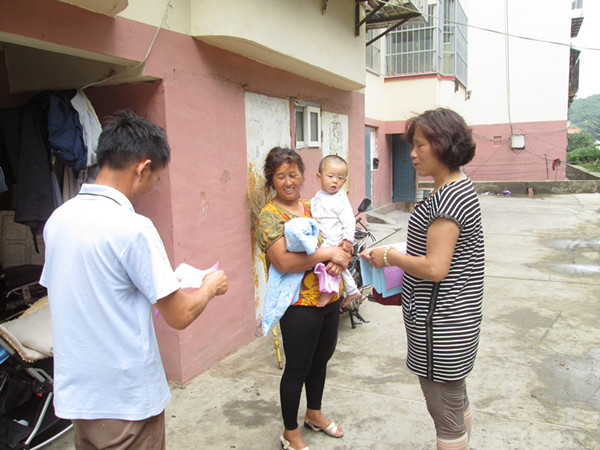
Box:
[366,29,381,73]
[295,109,304,142]
[310,112,318,142]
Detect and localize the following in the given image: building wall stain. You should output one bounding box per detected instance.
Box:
[247,163,271,312]
[220,169,231,194]
[197,191,208,218]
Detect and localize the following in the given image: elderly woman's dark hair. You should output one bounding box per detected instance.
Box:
[263,147,305,190]
[97,110,171,171]
[405,108,476,171]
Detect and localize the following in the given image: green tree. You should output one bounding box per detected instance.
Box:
[567,131,600,165]
[567,131,596,152]
[569,94,600,139]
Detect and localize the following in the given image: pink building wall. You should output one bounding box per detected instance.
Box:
[368,118,567,209]
[467,122,567,181]
[366,118,395,209]
[0,1,366,383]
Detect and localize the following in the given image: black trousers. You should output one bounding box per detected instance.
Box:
[279,301,339,430]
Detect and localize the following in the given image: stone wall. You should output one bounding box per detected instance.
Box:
[566,164,600,181]
[419,179,600,195]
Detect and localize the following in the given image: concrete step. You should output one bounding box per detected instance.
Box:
[365,211,396,225]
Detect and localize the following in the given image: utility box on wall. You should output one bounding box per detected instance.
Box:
[510,134,525,149]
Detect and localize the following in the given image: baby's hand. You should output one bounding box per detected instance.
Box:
[341,240,353,254]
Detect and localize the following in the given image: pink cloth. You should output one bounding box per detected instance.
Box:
[314,263,341,294]
[383,265,404,290]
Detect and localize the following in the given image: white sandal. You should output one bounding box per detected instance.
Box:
[280,435,310,450]
[303,419,344,438]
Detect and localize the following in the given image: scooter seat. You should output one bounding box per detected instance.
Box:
[0,297,52,362]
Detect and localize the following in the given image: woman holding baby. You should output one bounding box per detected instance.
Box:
[255,147,350,450]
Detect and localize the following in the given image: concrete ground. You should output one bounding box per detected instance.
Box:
[46,193,600,449]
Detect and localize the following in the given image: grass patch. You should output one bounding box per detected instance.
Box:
[581,163,600,173]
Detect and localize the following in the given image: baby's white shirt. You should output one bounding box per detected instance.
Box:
[311,189,355,247]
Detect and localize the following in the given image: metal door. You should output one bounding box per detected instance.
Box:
[364,126,373,201]
[392,134,416,202]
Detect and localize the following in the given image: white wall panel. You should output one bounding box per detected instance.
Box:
[245,92,291,321]
[321,111,349,162]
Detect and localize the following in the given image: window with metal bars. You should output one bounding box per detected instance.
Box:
[385,1,468,86]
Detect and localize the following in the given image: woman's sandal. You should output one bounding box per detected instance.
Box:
[303,420,344,438]
[280,435,310,450]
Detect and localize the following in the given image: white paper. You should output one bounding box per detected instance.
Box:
[174,262,219,289]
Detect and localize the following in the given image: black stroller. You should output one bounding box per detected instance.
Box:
[0,297,72,449]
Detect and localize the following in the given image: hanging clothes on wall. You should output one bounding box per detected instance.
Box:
[71,89,102,192]
[0,167,8,194]
[61,164,79,204]
[50,89,103,199]
[70,89,101,169]
[0,90,102,245]
[0,92,61,245]
[47,89,88,171]
[0,108,20,187]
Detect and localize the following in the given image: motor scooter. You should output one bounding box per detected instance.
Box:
[340,197,376,328]
[0,275,72,450]
[0,264,47,323]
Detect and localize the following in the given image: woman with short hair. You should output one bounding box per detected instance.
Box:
[362,108,484,450]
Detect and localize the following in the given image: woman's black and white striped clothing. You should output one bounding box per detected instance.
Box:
[402,178,484,382]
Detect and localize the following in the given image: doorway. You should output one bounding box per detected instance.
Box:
[392,134,415,202]
[364,126,375,202]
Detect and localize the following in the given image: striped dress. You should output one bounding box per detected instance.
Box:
[402,178,484,382]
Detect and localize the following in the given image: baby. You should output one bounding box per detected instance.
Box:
[311,155,361,307]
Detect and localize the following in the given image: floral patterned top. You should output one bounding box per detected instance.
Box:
[255,199,340,307]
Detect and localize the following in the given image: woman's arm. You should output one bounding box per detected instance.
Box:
[266,236,350,274]
[361,217,459,282]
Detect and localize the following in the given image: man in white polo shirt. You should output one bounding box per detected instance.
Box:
[40,111,228,449]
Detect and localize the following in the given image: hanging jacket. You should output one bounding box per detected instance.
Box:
[0,93,61,244]
[47,90,87,171]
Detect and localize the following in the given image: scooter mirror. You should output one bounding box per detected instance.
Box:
[357,198,371,213]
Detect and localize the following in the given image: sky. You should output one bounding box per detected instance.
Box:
[572,1,600,99]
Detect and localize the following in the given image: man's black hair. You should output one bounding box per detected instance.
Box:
[96,110,171,171]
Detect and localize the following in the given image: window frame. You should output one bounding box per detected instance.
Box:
[294,105,306,148]
[366,29,381,74]
[294,101,321,148]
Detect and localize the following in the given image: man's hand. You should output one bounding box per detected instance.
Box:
[156,269,228,330]
[201,270,228,297]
